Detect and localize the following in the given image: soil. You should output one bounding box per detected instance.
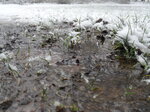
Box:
[0,21,150,112]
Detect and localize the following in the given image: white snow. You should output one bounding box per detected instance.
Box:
[37,69,47,74]
[93,22,104,30]
[0,3,150,24]
[78,19,93,29]
[54,101,61,107]
[28,56,41,62]
[44,55,52,62]
[0,53,7,61]
[68,31,81,43]
[0,51,14,61]
[69,31,80,37]
[8,64,18,71]
[136,55,147,67]
[28,54,52,62]
[142,79,150,84]
[81,74,89,83]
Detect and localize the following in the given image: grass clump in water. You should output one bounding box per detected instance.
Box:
[113,40,136,59]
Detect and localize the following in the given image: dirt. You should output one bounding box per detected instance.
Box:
[0,21,150,112]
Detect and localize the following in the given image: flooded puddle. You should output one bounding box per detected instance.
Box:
[0,22,150,112]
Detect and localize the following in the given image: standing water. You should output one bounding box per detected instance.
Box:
[0,1,150,112]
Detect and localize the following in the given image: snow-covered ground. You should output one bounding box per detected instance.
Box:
[0,3,150,24]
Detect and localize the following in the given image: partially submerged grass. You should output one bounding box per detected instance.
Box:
[113,15,150,74]
[56,104,79,112]
[63,35,81,49]
[60,15,150,76]
[113,40,136,59]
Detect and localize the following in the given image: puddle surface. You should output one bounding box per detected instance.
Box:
[0,22,150,112]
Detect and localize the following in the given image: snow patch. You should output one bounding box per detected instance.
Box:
[8,64,18,71]
[0,51,14,61]
[142,79,150,84]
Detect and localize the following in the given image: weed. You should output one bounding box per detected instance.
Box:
[15,47,20,59]
[56,104,79,112]
[124,86,136,97]
[70,104,79,112]
[41,87,48,101]
[63,35,81,49]
[125,91,136,96]
[113,40,136,59]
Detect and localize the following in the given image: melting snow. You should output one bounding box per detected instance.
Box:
[142,79,150,84]
[0,51,14,61]
[8,64,18,71]
[0,53,7,61]
[0,3,150,80]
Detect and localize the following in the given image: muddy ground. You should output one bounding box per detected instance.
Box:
[0,21,150,112]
